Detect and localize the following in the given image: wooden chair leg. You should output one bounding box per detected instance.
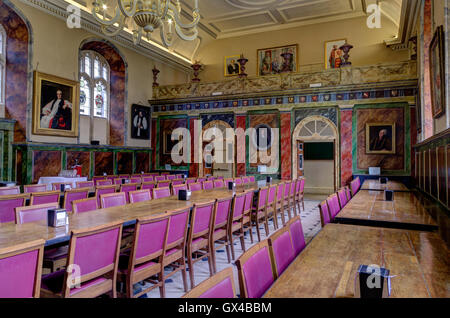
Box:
[264,216,269,236]
[229,232,236,260]
[225,238,231,264]
[159,271,166,298]
[240,228,246,252]
[255,217,262,242]
[245,220,254,244]
[210,241,217,274]
[180,257,188,292]
[207,246,214,277]
[187,251,195,290]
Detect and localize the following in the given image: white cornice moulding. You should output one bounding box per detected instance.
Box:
[19,0,194,74]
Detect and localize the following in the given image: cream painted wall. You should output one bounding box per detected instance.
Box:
[303,160,335,195]
[196,15,409,82]
[10,0,188,146]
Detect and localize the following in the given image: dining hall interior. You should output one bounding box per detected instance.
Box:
[0,0,449,301]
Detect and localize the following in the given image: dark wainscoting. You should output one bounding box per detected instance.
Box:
[12,143,152,185]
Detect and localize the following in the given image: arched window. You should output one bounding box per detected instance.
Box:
[79,50,109,118]
[0,24,6,107]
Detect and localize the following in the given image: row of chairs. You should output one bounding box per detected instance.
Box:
[318,177,361,227]
[183,215,306,298]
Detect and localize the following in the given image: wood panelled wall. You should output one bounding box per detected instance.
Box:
[414,129,450,209]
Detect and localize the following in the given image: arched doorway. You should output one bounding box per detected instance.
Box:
[292,115,339,193]
[201,120,235,178]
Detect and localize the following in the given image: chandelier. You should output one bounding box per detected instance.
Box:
[92,0,200,47]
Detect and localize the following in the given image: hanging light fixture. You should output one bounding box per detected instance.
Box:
[91,0,200,47]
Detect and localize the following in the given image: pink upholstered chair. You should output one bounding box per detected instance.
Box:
[117,213,170,298]
[72,197,98,214]
[345,186,352,201]
[129,189,151,203]
[185,178,196,185]
[265,184,278,230]
[100,192,126,209]
[326,193,341,220]
[92,176,106,184]
[120,183,138,203]
[63,188,89,212]
[106,175,117,182]
[210,196,233,273]
[153,187,171,199]
[319,200,331,227]
[142,176,154,182]
[163,207,190,293]
[40,221,123,298]
[234,178,242,185]
[287,215,306,256]
[243,190,254,244]
[188,182,202,192]
[129,177,142,184]
[242,177,250,184]
[15,202,60,224]
[172,184,187,196]
[213,179,224,188]
[96,179,113,186]
[0,186,20,195]
[207,176,215,181]
[182,267,236,298]
[216,176,224,180]
[141,181,156,191]
[268,227,295,278]
[157,180,171,188]
[274,182,286,226]
[187,200,215,289]
[288,180,296,216]
[155,175,166,181]
[197,178,206,183]
[176,174,185,179]
[350,177,360,196]
[235,240,276,298]
[282,181,292,220]
[337,188,348,209]
[95,185,116,208]
[171,179,184,186]
[296,178,305,212]
[51,182,72,191]
[0,194,28,223]
[202,181,214,190]
[76,181,94,189]
[24,184,47,193]
[252,187,269,242]
[0,239,45,298]
[30,190,60,205]
[113,178,127,185]
[249,176,255,182]
[166,175,177,180]
[228,192,246,260]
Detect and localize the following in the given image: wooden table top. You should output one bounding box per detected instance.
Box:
[361,179,410,191]
[0,180,280,249]
[335,190,437,229]
[264,224,450,298]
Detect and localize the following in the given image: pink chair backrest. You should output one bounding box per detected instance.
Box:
[153,187,171,199]
[289,181,295,196]
[346,187,352,201]
[96,179,112,186]
[242,246,274,298]
[242,177,250,183]
[234,178,242,185]
[267,186,276,205]
[73,198,97,214]
[166,175,176,180]
[257,188,268,209]
[73,226,120,277]
[77,181,94,189]
[96,187,115,207]
[319,201,331,225]
[270,230,295,276]
[0,245,41,297]
[155,175,165,181]
[129,177,141,184]
[295,179,301,194]
[232,193,245,218]
[121,184,138,202]
[337,189,348,208]
[203,181,214,190]
[101,193,126,208]
[172,179,183,186]
[0,196,26,223]
[0,187,20,195]
[24,185,47,193]
[192,202,214,235]
[32,193,59,205]
[113,178,125,185]
[326,195,341,218]
[135,216,169,260]
[199,276,235,298]
[185,178,196,185]
[172,184,187,196]
[216,176,224,180]
[284,182,290,199]
[244,191,254,212]
[142,176,154,182]
[16,203,59,224]
[197,178,206,183]
[129,190,151,203]
[167,208,190,246]
[249,176,255,182]
[289,218,306,256]
[276,183,284,201]
[64,190,88,212]
[157,181,171,188]
[214,180,224,188]
[214,197,232,226]
[189,183,202,192]
[141,182,156,190]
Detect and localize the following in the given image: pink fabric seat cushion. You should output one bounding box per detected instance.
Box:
[290,219,306,255]
[199,277,235,298]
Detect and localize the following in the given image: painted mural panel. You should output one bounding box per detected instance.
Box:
[117,152,133,175]
[135,152,150,173]
[66,151,90,178]
[32,150,62,183]
[248,112,278,169]
[94,151,113,176]
[159,118,188,167]
[437,146,446,205]
[294,107,338,127]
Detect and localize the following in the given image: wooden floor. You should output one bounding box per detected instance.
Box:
[335,190,438,230]
[360,179,410,191]
[264,223,450,298]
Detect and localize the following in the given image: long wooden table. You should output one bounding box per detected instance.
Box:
[335,190,438,231]
[0,180,280,249]
[264,224,450,298]
[361,179,410,191]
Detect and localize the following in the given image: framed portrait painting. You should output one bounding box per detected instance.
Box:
[429,25,445,118]
[33,71,79,137]
[131,104,151,140]
[365,123,396,155]
[324,39,347,69]
[163,131,182,155]
[224,55,241,77]
[257,44,298,76]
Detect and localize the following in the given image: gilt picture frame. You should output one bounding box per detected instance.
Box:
[257,44,298,76]
[224,55,241,77]
[429,25,446,118]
